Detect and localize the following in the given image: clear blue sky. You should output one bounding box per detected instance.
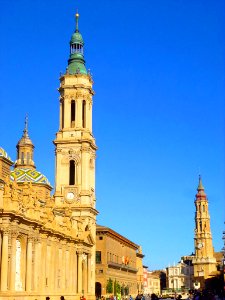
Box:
[1,0,224,270]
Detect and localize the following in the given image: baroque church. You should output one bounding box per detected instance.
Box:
[0,13,97,300]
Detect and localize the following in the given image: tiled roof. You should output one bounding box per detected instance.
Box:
[11,168,51,186]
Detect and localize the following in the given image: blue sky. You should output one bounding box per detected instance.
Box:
[1,0,224,270]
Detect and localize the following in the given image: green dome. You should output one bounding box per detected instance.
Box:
[67,13,87,75]
[70,31,84,45]
[68,53,87,75]
[11,168,51,187]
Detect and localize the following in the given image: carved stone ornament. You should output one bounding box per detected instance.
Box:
[89,155,95,169]
[61,149,80,164]
[76,90,84,98]
[2,227,10,235]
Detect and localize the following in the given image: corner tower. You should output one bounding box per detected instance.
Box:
[192,176,216,287]
[54,13,97,296]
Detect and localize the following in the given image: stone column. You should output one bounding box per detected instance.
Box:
[77,251,83,294]
[72,245,76,292]
[50,239,56,289]
[54,239,59,290]
[83,254,87,295]
[65,249,69,290]
[33,238,40,291]
[64,97,71,128]
[61,244,66,291]
[1,229,9,291]
[74,246,78,293]
[87,99,93,132]
[76,99,82,128]
[90,101,93,132]
[10,231,18,290]
[40,234,47,291]
[60,100,62,130]
[87,253,91,294]
[26,236,33,291]
[82,150,89,191]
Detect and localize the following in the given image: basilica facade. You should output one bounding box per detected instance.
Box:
[0,13,97,300]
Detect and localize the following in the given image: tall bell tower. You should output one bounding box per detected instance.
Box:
[54,13,97,205]
[54,13,98,296]
[192,176,216,287]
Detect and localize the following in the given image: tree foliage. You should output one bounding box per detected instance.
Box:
[106,278,113,293]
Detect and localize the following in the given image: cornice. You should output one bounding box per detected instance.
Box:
[96,225,139,250]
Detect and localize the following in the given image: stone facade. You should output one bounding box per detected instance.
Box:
[0,13,97,300]
[146,272,161,296]
[166,257,194,291]
[95,225,143,298]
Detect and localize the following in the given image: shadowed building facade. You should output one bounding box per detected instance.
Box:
[0,13,97,300]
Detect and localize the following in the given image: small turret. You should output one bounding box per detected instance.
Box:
[15,116,35,169]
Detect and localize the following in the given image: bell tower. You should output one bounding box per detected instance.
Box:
[192,176,216,287]
[53,13,98,296]
[54,12,97,206]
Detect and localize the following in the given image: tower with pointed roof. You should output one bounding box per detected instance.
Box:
[15,116,35,169]
[11,117,52,189]
[54,12,98,297]
[192,176,217,288]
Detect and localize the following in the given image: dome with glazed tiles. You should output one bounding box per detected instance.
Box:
[11,168,51,186]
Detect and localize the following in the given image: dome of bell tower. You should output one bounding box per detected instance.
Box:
[67,12,87,75]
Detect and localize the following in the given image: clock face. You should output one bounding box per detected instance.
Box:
[197,242,203,249]
[67,192,75,200]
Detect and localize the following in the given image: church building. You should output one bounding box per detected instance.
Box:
[0,13,97,300]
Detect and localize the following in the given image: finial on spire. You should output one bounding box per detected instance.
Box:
[23,114,29,137]
[197,174,204,191]
[75,9,79,32]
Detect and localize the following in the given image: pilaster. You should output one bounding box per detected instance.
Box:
[26,235,33,291]
[1,228,10,291]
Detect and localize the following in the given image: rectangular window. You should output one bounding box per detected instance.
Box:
[96,251,101,264]
[99,236,103,240]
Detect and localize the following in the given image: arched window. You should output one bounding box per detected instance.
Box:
[202,205,205,212]
[69,160,75,185]
[82,100,86,128]
[71,100,76,127]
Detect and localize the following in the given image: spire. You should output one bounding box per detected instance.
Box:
[197,174,204,191]
[17,115,33,146]
[15,116,35,169]
[67,11,87,75]
[195,175,206,200]
[23,114,29,138]
[75,11,79,32]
